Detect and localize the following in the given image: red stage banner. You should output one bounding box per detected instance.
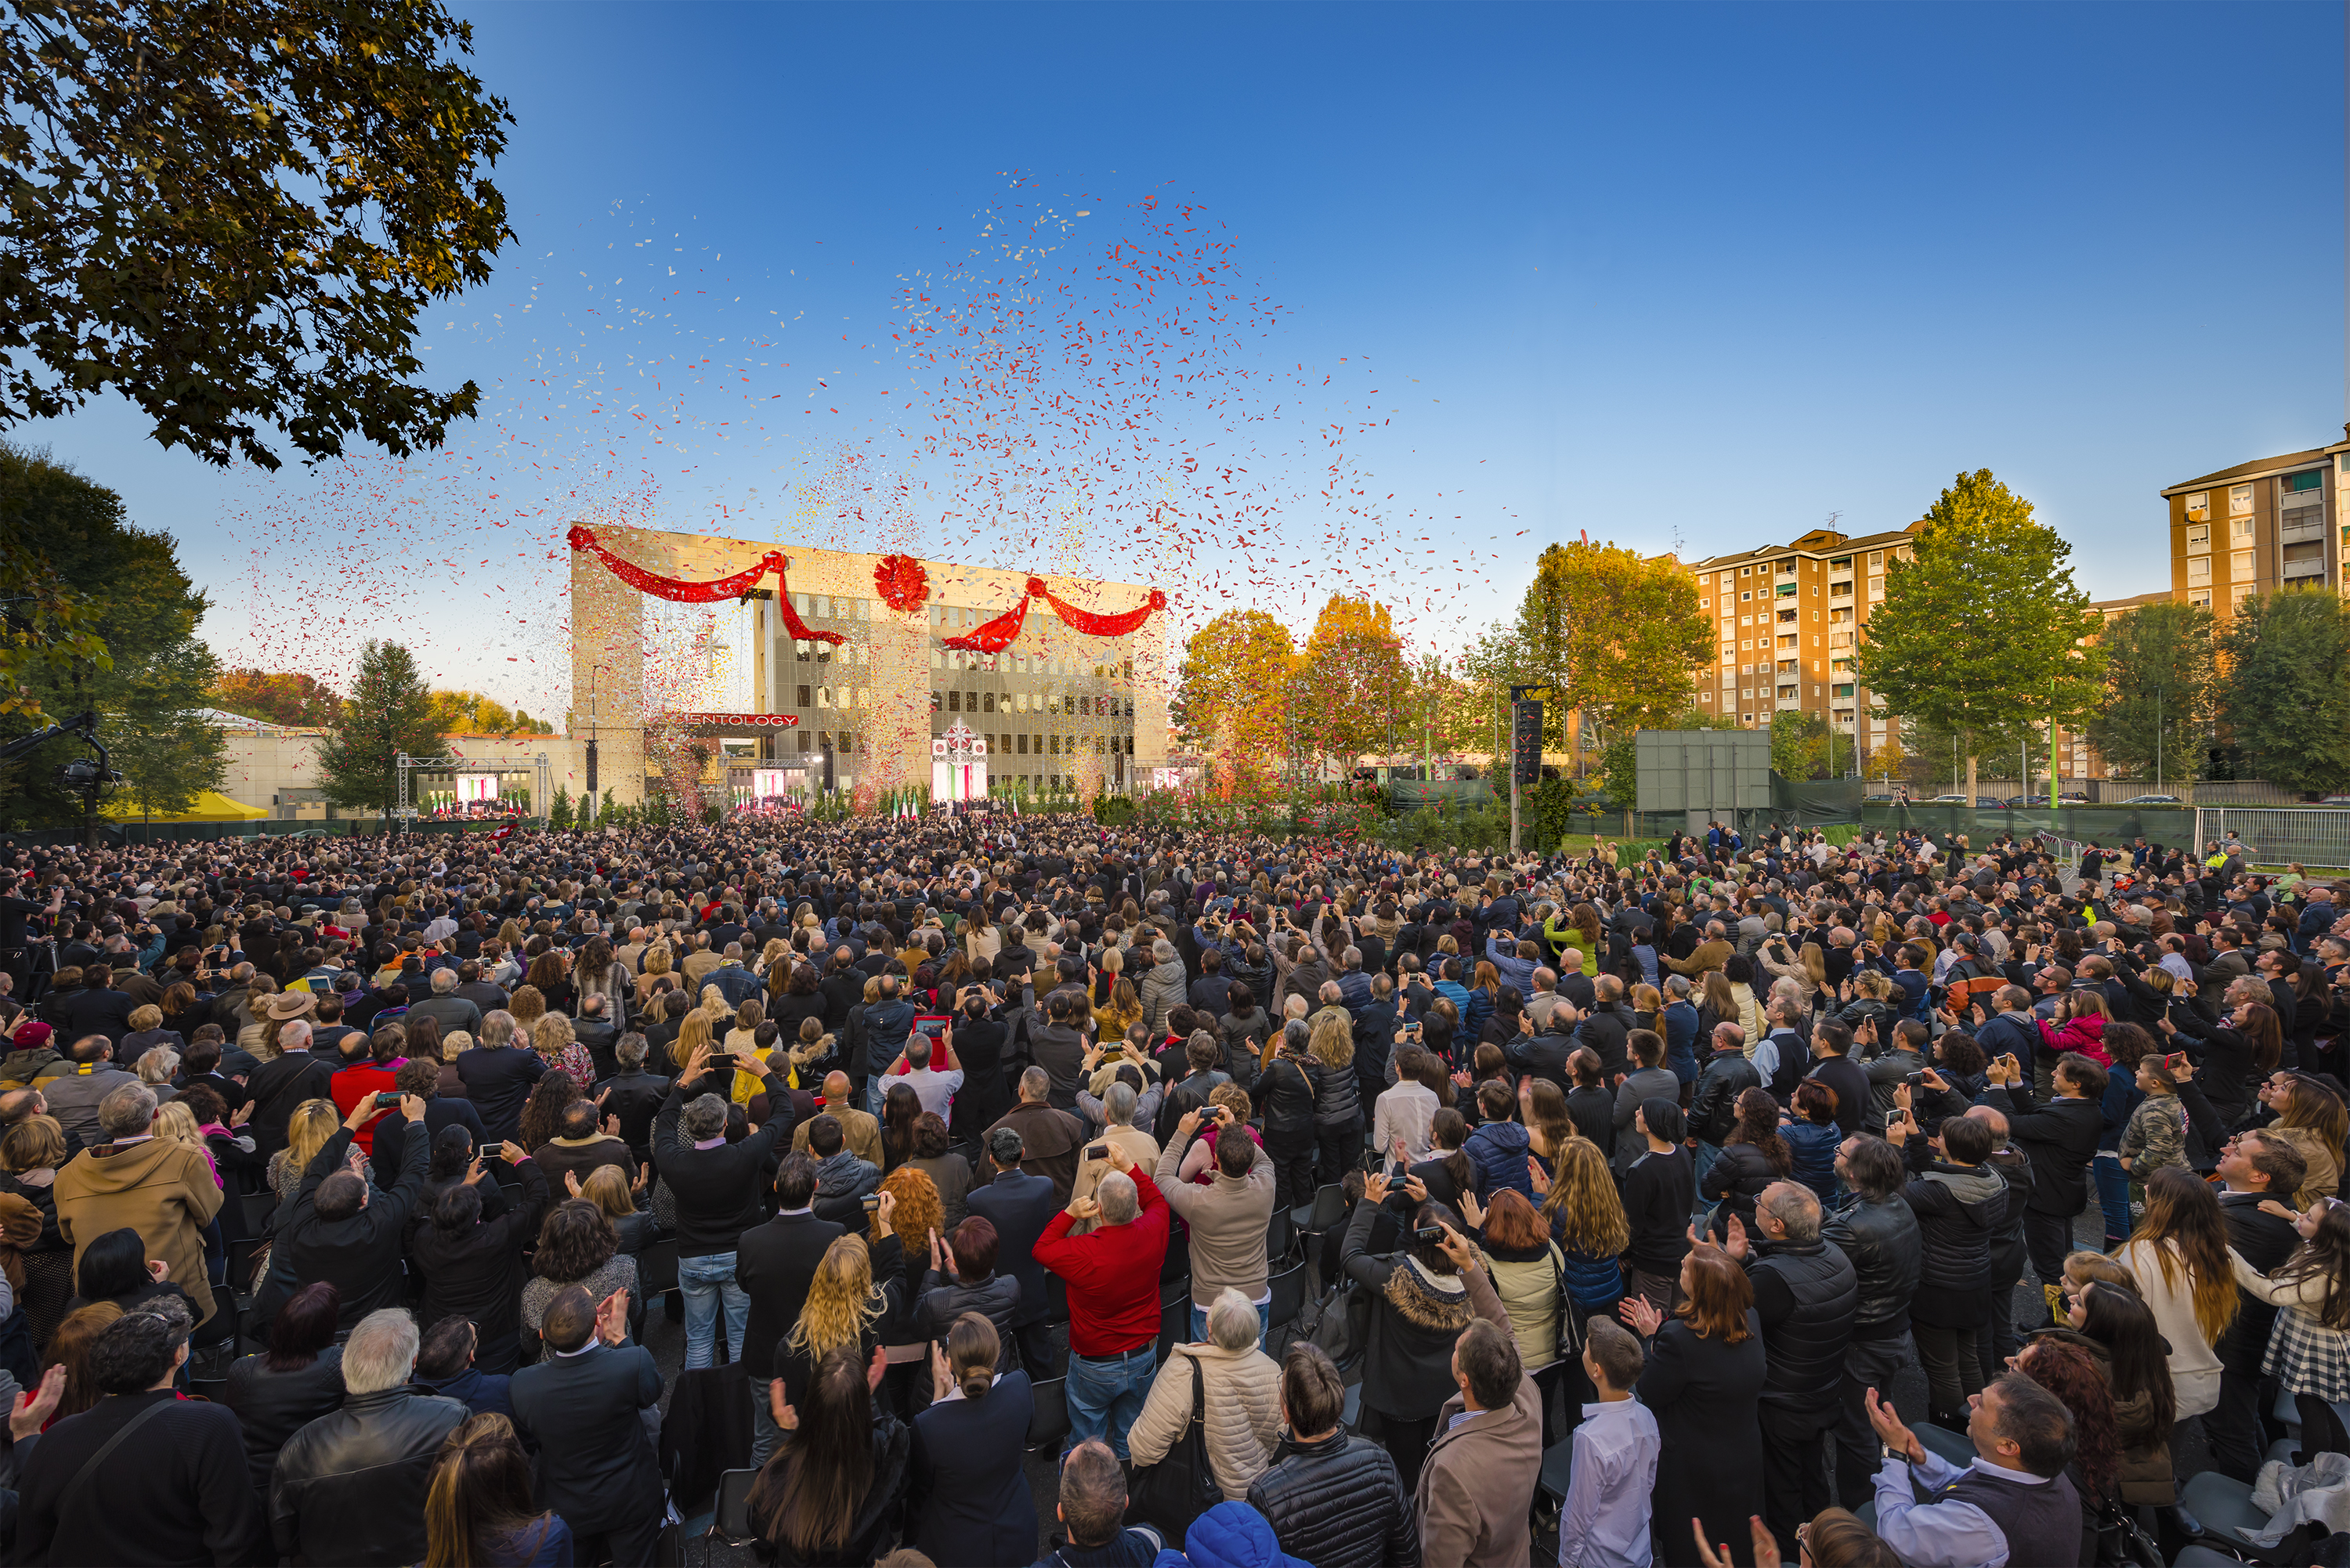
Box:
[942,578,1162,650]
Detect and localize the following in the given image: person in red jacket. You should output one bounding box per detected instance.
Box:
[1032,1141,1169,1461]
[327,1027,406,1158]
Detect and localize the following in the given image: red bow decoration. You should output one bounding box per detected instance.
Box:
[874,554,930,614]
[942,577,1165,652]
[567,526,844,645]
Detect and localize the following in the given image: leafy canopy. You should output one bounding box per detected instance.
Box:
[2084,600,2213,783]
[211,668,345,728]
[2215,590,2350,795]
[0,443,221,826]
[0,0,512,468]
[316,640,441,815]
[1855,470,2104,768]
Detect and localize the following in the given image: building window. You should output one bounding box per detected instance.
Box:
[1017,734,1029,754]
[946,690,961,712]
[2185,491,2210,522]
[796,684,811,707]
[2229,483,2254,517]
[2189,589,2212,609]
[2231,549,2254,579]
[2186,524,2209,547]
[2229,515,2254,546]
[2230,583,2254,611]
[797,732,810,753]
[2186,556,2211,587]
[1867,576,1885,598]
[1867,551,1883,567]
[815,686,831,709]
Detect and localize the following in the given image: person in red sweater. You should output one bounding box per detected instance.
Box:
[327,1028,406,1158]
[1032,1140,1170,1461]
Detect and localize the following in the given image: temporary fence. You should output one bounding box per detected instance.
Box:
[2192,807,2350,872]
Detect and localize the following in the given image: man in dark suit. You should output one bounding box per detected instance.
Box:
[2207,1129,2308,1481]
[50,963,136,1046]
[737,1152,844,1465]
[511,1284,663,1567]
[592,1034,671,1165]
[455,1018,548,1142]
[967,1125,1062,1378]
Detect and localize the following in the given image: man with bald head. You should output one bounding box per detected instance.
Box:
[791,1070,882,1167]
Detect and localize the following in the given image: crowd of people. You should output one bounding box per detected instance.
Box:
[0,805,2341,1568]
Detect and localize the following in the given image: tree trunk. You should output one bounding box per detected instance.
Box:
[1965,753,1978,807]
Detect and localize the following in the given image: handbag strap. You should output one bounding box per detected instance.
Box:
[60,1397,174,1523]
[1185,1350,1206,1433]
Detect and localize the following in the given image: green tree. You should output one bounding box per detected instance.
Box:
[548,784,573,830]
[0,1,513,469]
[1854,471,2104,802]
[316,640,440,818]
[0,444,222,826]
[2084,601,2214,789]
[1770,710,1829,780]
[2215,589,2350,795]
[0,500,107,724]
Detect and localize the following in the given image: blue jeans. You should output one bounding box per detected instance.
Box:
[2093,1151,2131,1244]
[1065,1345,1156,1461]
[678,1250,748,1370]
[1694,1140,1723,1196]
[1188,1300,1271,1349]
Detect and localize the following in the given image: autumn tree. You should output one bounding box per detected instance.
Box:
[1300,594,1414,769]
[1461,541,1712,755]
[316,641,440,818]
[2215,590,2350,795]
[1172,610,1295,757]
[211,668,345,728]
[424,689,553,735]
[2084,601,2213,790]
[0,2,512,468]
[1854,471,2103,803]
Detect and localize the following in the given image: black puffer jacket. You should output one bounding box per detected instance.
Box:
[1690,1050,1761,1144]
[1700,1140,1783,1237]
[1245,1429,1423,1568]
[1820,1193,1920,1339]
[1903,1157,2008,1327]
[1309,1054,1361,1131]
[268,1386,470,1566]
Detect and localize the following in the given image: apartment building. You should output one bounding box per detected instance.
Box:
[2161,432,2350,612]
[1677,524,1920,757]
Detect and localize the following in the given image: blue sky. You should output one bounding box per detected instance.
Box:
[20,0,2344,717]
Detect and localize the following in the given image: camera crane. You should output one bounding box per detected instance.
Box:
[0,710,121,845]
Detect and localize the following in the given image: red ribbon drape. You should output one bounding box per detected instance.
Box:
[1028,577,1169,638]
[568,526,844,644]
[942,594,1031,654]
[942,578,1165,652]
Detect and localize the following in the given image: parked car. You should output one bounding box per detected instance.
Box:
[1929,793,1969,804]
[2317,795,2350,805]
[2119,793,2182,805]
[1974,797,2008,809]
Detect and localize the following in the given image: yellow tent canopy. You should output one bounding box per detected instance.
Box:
[103,789,270,823]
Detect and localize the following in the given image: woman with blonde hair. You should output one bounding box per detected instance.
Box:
[670,1009,716,1077]
[1305,1012,1362,1186]
[574,1163,654,1255]
[269,1100,342,1201]
[530,1010,595,1086]
[634,942,674,1009]
[777,1232,895,1410]
[1092,972,1141,1042]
